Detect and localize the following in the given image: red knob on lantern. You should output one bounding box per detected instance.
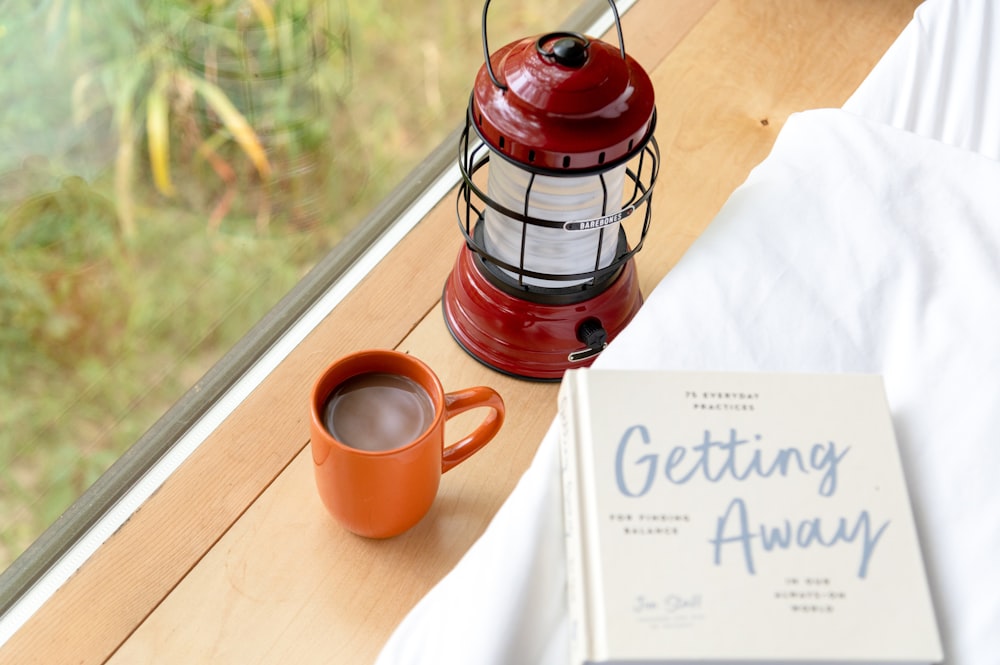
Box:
[443,0,659,380]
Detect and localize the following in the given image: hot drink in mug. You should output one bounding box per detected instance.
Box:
[323,372,435,452]
[309,349,505,538]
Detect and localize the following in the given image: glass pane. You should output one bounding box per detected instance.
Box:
[0,0,583,570]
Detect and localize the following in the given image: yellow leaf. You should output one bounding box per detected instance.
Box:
[147,74,175,197]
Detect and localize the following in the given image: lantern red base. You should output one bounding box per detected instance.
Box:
[442,246,643,381]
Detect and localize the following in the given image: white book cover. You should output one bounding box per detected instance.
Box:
[558,369,942,665]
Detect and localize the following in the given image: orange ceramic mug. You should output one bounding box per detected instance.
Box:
[309,349,505,538]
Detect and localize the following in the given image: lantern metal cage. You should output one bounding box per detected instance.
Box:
[454,109,659,305]
[442,0,660,381]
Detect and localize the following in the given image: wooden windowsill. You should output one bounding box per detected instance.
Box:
[0,1,922,663]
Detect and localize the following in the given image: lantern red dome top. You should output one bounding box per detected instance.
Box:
[471,31,655,172]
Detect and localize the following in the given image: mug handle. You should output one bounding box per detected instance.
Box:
[440,386,505,473]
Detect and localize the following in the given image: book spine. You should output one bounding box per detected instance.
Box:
[558,371,589,665]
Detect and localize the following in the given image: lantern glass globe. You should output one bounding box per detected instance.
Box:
[483,157,627,287]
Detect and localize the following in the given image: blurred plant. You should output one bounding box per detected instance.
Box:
[0,174,125,361]
[59,0,353,236]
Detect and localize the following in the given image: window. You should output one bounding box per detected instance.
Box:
[0,0,587,585]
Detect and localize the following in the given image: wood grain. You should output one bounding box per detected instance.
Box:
[0,1,920,663]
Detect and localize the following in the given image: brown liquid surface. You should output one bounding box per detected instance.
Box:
[323,372,435,451]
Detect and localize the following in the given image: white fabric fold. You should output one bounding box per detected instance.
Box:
[844,0,1000,159]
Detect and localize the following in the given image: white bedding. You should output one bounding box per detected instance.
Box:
[376,1,1000,662]
[843,0,1000,160]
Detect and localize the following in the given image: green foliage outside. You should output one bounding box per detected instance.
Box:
[0,0,578,569]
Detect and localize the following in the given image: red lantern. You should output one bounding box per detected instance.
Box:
[443,0,659,380]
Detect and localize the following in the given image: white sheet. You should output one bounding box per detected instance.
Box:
[377,1,1000,662]
[844,0,1000,160]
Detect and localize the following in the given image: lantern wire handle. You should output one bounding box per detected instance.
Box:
[480,0,626,91]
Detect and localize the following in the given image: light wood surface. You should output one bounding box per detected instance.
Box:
[1,1,922,663]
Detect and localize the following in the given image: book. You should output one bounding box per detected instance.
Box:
[558,369,943,665]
